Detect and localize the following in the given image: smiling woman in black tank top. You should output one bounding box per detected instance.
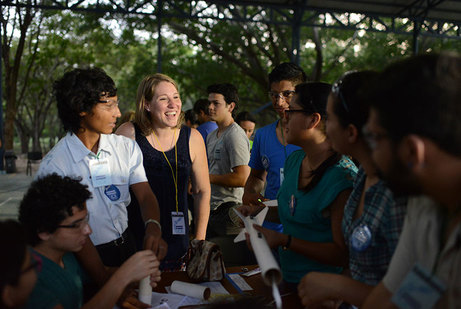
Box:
[116,74,210,271]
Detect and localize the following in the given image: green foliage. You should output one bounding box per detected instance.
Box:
[5,5,461,150]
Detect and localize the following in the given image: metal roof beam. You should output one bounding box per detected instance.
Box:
[1,0,460,39]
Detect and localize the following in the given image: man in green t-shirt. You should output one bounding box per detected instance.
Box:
[19,174,161,308]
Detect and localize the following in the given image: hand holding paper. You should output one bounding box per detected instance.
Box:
[252,224,287,249]
[234,206,268,243]
[232,208,282,309]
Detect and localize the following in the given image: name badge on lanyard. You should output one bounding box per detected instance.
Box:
[171,211,186,235]
[391,263,446,309]
[89,157,112,187]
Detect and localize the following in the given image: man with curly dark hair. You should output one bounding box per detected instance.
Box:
[36,68,167,268]
[19,174,161,309]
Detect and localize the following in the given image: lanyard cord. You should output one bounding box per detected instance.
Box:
[151,129,179,213]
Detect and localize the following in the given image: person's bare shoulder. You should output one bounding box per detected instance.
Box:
[115,122,135,140]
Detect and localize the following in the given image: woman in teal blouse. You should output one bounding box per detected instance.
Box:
[251,82,357,284]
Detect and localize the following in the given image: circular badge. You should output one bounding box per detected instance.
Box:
[104,185,121,201]
[350,224,372,252]
[261,155,270,170]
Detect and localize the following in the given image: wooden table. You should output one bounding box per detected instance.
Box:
[153,265,303,309]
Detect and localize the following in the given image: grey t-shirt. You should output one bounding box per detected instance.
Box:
[207,122,250,210]
[383,195,461,308]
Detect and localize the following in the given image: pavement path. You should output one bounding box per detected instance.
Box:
[0,155,37,220]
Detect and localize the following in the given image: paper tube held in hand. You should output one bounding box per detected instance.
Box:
[139,276,152,304]
[233,208,282,286]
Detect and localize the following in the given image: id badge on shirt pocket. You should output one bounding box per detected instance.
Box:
[171,212,186,235]
[89,158,112,187]
[391,263,446,309]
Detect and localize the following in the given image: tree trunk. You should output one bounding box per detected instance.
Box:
[31,123,42,153]
[1,5,35,149]
[17,128,29,154]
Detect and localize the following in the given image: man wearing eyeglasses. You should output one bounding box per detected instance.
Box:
[361,54,461,308]
[240,63,304,232]
[36,68,166,286]
[19,174,161,309]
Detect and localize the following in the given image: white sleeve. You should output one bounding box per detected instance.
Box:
[127,139,148,185]
[382,200,418,293]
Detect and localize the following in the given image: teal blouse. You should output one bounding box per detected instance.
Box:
[277,150,357,283]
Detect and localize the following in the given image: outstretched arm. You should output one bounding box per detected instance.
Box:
[131,182,168,260]
[242,168,267,205]
[298,272,374,307]
[82,250,160,309]
[362,282,397,309]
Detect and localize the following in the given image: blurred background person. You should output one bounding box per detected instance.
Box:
[193,98,218,146]
[184,109,199,129]
[115,110,135,131]
[235,111,256,150]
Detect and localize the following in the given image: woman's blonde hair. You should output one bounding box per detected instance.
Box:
[134,73,183,136]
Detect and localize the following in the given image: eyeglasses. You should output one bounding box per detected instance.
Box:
[284,108,310,119]
[268,90,295,101]
[362,126,389,150]
[98,99,119,110]
[331,80,350,114]
[57,212,90,230]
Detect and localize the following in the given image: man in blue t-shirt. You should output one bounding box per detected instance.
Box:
[194,98,218,146]
[242,63,305,231]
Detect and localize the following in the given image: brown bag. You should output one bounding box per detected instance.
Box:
[186,239,226,282]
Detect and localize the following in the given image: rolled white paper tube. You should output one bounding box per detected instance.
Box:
[170,280,211,300]
[139,276,152,304]
[246,217,282,286]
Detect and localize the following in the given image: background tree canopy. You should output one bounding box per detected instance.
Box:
[2,3,461,154]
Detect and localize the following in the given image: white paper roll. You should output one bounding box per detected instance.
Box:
[233,209,282,286]
[170,280,211,300]
[139,276,152,304]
